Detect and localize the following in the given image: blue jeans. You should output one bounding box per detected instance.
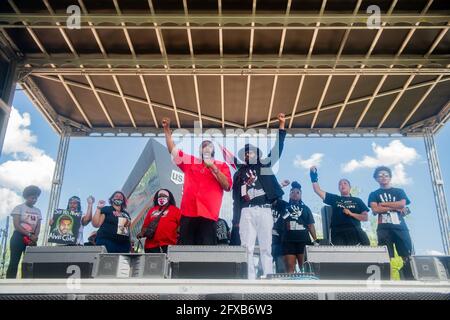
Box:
[96,237,130,253]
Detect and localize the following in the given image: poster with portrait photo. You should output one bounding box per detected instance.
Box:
[48,209,82,245]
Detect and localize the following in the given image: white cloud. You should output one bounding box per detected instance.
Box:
[0,107,55,208]
[0,188,22,219]
[293,153,324,170]
[341,140,419,186]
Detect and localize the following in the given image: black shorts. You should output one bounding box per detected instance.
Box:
[178,216,217,245]
[331,227,370,246]
[282,242,308,255]
[377,227,413,258]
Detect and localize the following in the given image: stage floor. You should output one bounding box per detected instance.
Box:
[0,279,449,300]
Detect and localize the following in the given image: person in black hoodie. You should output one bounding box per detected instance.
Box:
[231,113,286,279]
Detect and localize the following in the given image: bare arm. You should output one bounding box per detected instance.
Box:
[208,164,231,191]
[82,196,95,226]
[370,202,391,214]
[162,118,176,154]
[92,201,106,228]
[312,182,326,200]
[343,209,368,222]
[380,200,406,211]
[310,166,326,200]
[12,215,31,236]
[34,220,41,238]
[308,224,317,241]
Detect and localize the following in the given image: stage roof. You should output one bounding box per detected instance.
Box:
[0,0,449,137]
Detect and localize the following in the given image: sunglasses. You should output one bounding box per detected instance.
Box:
[377,173,390,178]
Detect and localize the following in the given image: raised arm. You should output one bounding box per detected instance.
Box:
[82,196,95,226]
[162,117,176,154]
[310,166,326,200]
[264,113,287,166]
[92,200,106,228]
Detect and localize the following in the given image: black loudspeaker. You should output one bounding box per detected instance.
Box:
[94,254,133,278]
[320,206,333,245]
[168,245,248,279]
[94,253,169,278]
[22,246,106,278]
[305,245,391,280]
[410,256,449,281]
[132,254,168,278]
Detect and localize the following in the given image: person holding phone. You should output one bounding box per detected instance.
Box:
[92,191,131,253]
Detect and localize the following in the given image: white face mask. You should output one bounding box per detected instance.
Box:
[157,197,168,206]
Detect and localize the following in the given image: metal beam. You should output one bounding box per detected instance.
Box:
[378,74,415,128]
[23,55,450,69]
[400,75,444,129]
[424,129,450,255]
[34,73,450,129]
[67,126,410,138]
[1,13,448,28]
[147,0,181,128]
[26,67,450,76]
[311,74,332,128]
[0,60,17,158]
[42,127,70,246]
[249,76,450,128]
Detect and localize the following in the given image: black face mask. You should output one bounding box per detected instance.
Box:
[113,199,123,206]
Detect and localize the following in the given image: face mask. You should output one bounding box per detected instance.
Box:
[158,197,168,206]
[113,199,123,206]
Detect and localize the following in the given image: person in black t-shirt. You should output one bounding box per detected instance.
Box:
[368,166,414,279]
[274,181,318,273]
[92,191,131,253]
[310,166,370,246]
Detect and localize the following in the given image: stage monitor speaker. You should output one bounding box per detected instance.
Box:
[22,246,106,279]
[305,245,391,280]
[131,254,168,278]
[168,245,247,279]
[410,256,449,281]
[320,206,332,245]
[94,254,133,278]
[94,253,169,278]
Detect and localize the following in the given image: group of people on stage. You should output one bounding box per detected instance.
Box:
[6,112,414,280]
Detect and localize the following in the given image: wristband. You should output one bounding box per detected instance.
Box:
[310,169,319,183]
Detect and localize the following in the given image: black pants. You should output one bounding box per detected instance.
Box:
[145,246,168,254]
[6,231,27,279]
[331,227,370,246]
[178,216,217,245]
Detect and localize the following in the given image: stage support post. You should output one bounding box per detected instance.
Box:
[42,127,71,245]
[0,60,17,158]
[424,128,450,255]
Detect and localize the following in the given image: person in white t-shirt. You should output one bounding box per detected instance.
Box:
[6,185,42,278]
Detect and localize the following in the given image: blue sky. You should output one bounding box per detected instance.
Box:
[1,86,449,255]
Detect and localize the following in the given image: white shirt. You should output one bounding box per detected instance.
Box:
[11,203,42,233]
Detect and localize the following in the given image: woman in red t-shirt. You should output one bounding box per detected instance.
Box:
[137,189,181,253]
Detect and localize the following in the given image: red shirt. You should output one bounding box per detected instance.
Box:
[142,205,181,249]
[175,149,232,221]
